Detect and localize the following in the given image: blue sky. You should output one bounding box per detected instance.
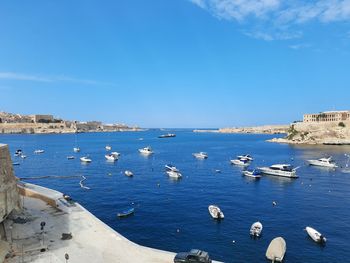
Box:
[0,0,349,128]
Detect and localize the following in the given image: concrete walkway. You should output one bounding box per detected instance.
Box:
[5,183,221,263]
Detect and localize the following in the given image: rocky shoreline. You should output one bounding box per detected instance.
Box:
[193,125,289,135]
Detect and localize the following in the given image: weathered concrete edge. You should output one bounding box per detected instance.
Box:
[18,182,222,262]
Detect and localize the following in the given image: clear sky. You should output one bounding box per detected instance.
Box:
[0,0,349,128]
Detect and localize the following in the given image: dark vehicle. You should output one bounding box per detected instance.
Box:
[174,249,212,263]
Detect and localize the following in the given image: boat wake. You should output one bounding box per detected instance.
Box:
[79,176,91,190]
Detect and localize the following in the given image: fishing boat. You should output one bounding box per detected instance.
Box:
[242,169,261,179]
[307,157,337,168]
[80,156,92,163]
[208,205,224,219]
[259,164,299,178]
[266,237,286,262]
[139,146,153,155]
[193,152,208,159]
[237,154,254,161]
[158,133,176,138]
[73,147,80,153]
[250,221,263,237]
[166,170,182,179]
[67,156,75,160]
[34,149,45,154]
[165,164,180,172]
[124,170,133,177]
[305,226,326,243]
[105,145,112,151]
[117,207,135,217]
[105,154,118,162]
[231,158,250,167]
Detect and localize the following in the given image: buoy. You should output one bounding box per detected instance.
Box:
[176,229,180,233]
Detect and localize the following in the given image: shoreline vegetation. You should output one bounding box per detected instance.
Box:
[0,111,142,134]
[194,121,350,145]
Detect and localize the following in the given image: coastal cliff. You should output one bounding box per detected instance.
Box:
[268,121,350,145]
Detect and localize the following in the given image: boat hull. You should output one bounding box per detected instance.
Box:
[259,168,298,178]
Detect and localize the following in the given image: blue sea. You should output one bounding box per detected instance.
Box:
[1,130,350,262]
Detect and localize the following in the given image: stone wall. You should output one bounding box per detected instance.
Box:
[0,144,20,224]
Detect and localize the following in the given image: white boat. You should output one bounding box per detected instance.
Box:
[250,221,263,237]
[208,205,224,219]
[139,146,153,155]
[242,169,261,179]
[305,226,326,243]
[266,237,286,262]
[166,170,182,179]
[111,151,121,157]
[165,164,180,172]
[124,170,134,177]
[231,158,250,167]
[105,145,112,151]
[20,154,27,159]
[259,164,299,178]
[158,133,176,138]
[67,156,75,160]
[73,147,80,153]
[34,149,44,154]
[80,156,92,163]
[237,154,254,161]
[14,149,22,157]
[307,157,337,168]
[193,152,208,159]
[105,154,118,161]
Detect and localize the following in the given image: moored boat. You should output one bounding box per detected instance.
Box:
[193,152,208,159]
[105,145,112,151]
[305,226,326,243]
[165,164,180,172]
[14,149,22,157]
[259,164,299,178]
[237,154,254,161]
[158,133,176,138]
[307,157,337,168]
[139,146,153,155]
[124,170,133,177]
[67,156,75,160]
[80,156,92,163]
[166,170,182,179]
[266,237,286,262]
[231,158,250,167]
[117,207,135,217]
[105,154,118,161]
[34,149,45,154]
[111,151,121,157]
[250,221,263,237]
[73,147,80,153]
[242,169,261,179]
[208,205,224,219]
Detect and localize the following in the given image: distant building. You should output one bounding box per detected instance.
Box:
[303,111,350,123]
[31,114,54,123]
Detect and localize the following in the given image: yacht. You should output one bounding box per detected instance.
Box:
[208,205,224,219]
[80,156,92,163]
[158,133,176,138]
[105,154,118,161]
[250,221,263,237]
[166,170,182,179]
[165,164,180,172]
[34,149,45,154]
[258,164,299,178]
[307,157,337,168]
[230,158,250,167]
[237,154,254,161]
[193,152,208,159]
[73,147,80,153]
[139,146,153,155]
[105,145,112,151]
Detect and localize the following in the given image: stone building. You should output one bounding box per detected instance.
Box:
[303,111,350,123]
[31,114,54,123]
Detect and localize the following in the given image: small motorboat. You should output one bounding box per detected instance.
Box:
[139,146,153,155]
[307,157,337,168]
[158,133,176,138]
[12,162,20,166]
[237,154,254,161]
[34,149,45,154]
[80,156,92,163]
[242,169,261,179]
[105,154,118,162]
[124,170,133,177]
[266,237,286,262]
[20,154,27,159]
[14,149,22,157]
[166,170,182,179]
[193,152,208,159]
[111,151,121,157]
[250,221,263,237]
[231,158,250,167]
[305,226,326,243]
[208,205,224,219]
[117,207,135,218]
[105,145,112,151]
[67,156,75,160]
[73,147,80,153]
[165,164,180,172]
